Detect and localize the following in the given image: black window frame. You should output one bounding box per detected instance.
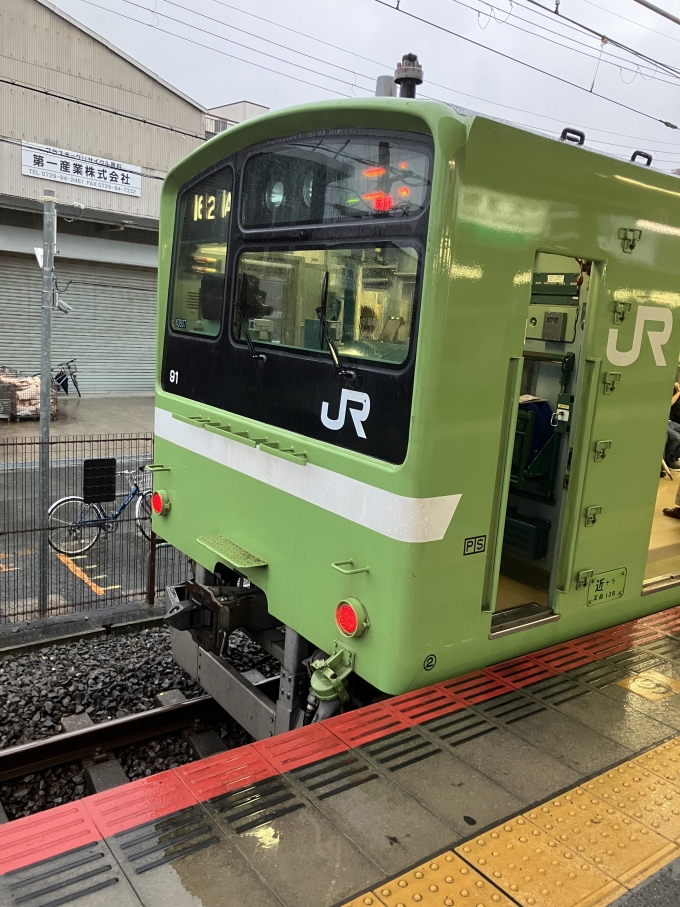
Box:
[166,160,235,343]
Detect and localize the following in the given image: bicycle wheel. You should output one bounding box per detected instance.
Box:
[135,491,153,540]
[48,496,102,555]
[70,373,82,398]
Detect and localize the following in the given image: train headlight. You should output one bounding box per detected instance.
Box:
[335,598,369,639]
[151,490,171,516]
[266,179,284,210]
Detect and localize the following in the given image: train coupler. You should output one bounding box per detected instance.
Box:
[310,642,355,705]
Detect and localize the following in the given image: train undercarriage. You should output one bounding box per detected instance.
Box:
[164,565,365,739]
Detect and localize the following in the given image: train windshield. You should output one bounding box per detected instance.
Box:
[241,137,431,228]
[234,244,418,365]
[169,167,233,337]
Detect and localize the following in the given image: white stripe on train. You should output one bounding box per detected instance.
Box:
[154,407,460,544]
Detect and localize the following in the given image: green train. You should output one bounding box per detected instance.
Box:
[152,75,680,735]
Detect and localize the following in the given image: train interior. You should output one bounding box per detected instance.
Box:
[645,358,680,589]
[235,245,418,365]
[492,253,590,632]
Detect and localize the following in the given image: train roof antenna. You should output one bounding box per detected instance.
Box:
[394,53,423,99]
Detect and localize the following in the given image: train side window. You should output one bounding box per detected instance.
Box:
[233,244,419,365]
[168,167,233,338]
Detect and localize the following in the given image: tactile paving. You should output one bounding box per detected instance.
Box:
[524,788,679,888]
[456,815,625,907]
[582,762,680,843]
[635,736,680,783]
[368,851,516,907]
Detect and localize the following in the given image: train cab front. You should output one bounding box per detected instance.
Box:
[150,99,464,736]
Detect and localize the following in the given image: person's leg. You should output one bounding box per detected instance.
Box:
[666,422,680,464]
[663,468,680,518]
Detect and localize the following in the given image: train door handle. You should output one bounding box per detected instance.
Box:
[332,560,369,575]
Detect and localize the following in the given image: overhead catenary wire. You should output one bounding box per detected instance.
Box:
[18,0,679,172]
[519,0,680,78]
[72,0,680,150]
[580,0,680,45]
[113,0,375,89]
[449,0,680,83]
[0,76,204,140]
[201,0,680,149]
[75,0,358,97]
[631,0,680,29]
[372,0,679,129]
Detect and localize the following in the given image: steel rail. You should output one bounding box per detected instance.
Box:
[0,695,225,782]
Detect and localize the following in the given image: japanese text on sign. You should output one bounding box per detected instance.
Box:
[21,142,142,197]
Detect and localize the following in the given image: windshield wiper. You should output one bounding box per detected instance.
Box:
[316,271,358,387]
[236,276,266,362]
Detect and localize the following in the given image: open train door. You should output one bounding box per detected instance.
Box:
[553,262,678,626]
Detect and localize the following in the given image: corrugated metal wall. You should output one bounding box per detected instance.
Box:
[0,0,205,220]
[0,252,157,393]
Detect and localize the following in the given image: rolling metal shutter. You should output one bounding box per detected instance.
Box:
[0,252,157,393]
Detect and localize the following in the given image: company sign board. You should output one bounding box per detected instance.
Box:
[21,142,142,197]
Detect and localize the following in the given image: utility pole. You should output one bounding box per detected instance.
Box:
[38,188,57,616]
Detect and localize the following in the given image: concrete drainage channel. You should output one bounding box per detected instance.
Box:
[0,615,280,821]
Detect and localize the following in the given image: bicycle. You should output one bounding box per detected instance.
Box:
[48,467,153,555]
[51,359,81,397]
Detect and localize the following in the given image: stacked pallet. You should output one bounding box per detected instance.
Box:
[0,376,57,420]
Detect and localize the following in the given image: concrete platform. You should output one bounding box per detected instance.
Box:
[3,605,680,906]
[0,393,153,439]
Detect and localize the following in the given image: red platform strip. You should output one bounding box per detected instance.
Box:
[0,801,100,875]
[326,702,411,747]
[175,744,277,802]
[438,670,514,705]
[85,769,197,837]
[385,686,464,724]
[254,721,347,773]
[5,602,680,877]
[485,656,557,689]
[531,641,595,672]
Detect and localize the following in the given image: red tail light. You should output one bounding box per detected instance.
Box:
[151,490,170,516]
[335,598,369,638]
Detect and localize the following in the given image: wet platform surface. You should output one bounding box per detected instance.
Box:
[4,606,680,906]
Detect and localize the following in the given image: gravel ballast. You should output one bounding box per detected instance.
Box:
[0,625,279,819]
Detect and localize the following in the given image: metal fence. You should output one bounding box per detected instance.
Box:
[0,433,188,624]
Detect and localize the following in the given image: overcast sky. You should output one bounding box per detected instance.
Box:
[49,0,680,173]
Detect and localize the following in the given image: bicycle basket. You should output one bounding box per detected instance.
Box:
[138,470,153,493]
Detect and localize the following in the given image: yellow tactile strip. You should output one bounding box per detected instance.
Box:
[341,735,680,907]
[342,852,516,906]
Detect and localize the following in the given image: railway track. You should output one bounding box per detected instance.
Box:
[0,694,226,784]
